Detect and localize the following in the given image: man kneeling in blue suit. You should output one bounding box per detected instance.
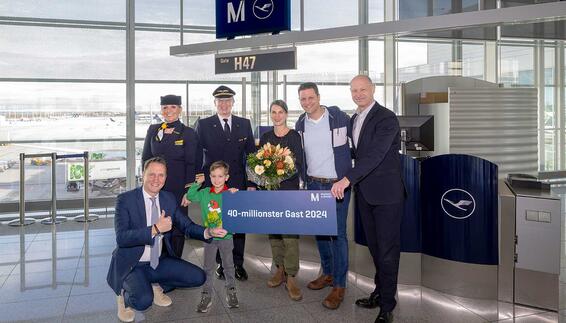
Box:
[107,157,227,322]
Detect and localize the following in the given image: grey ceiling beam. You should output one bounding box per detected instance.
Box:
[171,1,566,56]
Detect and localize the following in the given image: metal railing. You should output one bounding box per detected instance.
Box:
[9,151,98,227]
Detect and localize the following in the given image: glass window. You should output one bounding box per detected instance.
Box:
[136,31,241,81]
[398,0,493,19]
[0,25,125,79]
[369,40,385,84]
[368,0,385,23]
[397,41,452,82]
[544,46,555,86]
[283,41,358,83]
[544,129,556,170]
[0,139,128,203]
[187,83,245,121]
[136,0,180,25]
[499,45,535,86]
[0,0,125,22]
[183,0,215,26]
[283,84,355,127]
[544,87,555,128]
[135,83,188,139]
[462,43,484,80]
[0,82,126,141]
[303,0,357,30]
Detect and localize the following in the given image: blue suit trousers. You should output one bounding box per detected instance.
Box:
[122,256,205,311]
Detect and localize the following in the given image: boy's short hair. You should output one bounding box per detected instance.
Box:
[210,160,229,174]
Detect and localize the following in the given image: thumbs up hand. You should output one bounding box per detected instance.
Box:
[156,210,172,233]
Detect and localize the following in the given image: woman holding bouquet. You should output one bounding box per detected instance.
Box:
[259,100,304,301]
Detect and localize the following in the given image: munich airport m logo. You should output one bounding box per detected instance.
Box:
[441,188,476,220]
[227,0,245,23]
[311,193,320,202]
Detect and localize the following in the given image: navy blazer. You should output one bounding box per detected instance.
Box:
[141,120,202,202]
[106,187,207,295]
[195,115,256,189]
[346,102,405,205]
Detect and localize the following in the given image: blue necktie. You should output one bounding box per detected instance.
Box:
[149,197,159,269]
[223,118,231,137]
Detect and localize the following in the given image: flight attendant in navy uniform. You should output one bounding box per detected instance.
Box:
[195,86,256,281]
[142,94,202,258]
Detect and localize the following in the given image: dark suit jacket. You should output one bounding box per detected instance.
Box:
[195,115,256,189]
[106,187,207,295]
[346,102,405,205]
[141,120,202,202]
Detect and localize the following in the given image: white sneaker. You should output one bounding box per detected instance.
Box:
[116,295,135,322]
[152,285,172,307]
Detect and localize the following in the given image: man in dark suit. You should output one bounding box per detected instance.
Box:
[331,75,405,323]
[195,85,256,281]
[106,157,226,322]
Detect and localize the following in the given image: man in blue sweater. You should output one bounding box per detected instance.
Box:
[295,82,352,310]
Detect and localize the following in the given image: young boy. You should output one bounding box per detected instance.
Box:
[187,161,239,312]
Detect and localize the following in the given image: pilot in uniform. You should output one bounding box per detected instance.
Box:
[195,86,256,281]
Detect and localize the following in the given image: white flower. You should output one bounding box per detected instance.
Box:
[254,165,265,175]
[285,155,294,169]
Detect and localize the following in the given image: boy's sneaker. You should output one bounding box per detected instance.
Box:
[196,292,212,313]
[226,287,239,308]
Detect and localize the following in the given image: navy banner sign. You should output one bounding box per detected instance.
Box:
[421,154,498,265]
[222,190,337,235]
[215,0,291,39]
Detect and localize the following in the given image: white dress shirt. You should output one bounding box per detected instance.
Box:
[217,114,232,131]
[353,101,375,147]
[139,189,163,262]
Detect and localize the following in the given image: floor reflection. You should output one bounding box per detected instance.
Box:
[0,218,562,322]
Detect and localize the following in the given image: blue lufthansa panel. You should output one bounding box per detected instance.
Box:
[421,154,498,265]
[222,190,337,235]
[354,155,421,253]
[216,0,291,39]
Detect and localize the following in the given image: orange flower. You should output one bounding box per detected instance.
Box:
[275,161,285,170]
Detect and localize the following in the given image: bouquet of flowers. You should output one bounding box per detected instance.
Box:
[246,143,296,190]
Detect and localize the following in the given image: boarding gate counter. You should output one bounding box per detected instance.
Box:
[244,153,561,312]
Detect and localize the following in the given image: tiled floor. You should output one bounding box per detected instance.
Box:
[0,217,564,323]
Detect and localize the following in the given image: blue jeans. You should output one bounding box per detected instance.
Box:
[307,179,351,287]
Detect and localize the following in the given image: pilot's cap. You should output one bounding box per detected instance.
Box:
[212,86,236,99]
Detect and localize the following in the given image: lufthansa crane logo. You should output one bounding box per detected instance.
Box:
[441,188,476,220]
[253,0,274,19]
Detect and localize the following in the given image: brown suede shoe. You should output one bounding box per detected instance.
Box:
[285,276,303,301]
[116,295,135,322]
[307,274,333,290]
[322,287,345,310]
[267,266,286,288]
